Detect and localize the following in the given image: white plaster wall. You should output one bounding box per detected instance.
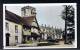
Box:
[17,25,22,44]
[5,20,22,46]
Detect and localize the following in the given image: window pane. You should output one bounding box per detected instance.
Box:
[15,25,18,33]
[6,22,9,31]
[15,36,18,43]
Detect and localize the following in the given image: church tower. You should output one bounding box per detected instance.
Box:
[21,6,36,17]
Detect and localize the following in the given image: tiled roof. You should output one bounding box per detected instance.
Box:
[5,10,22,24]
[5,10,39,29]
[22,16,35,25]
[22,16,40,29]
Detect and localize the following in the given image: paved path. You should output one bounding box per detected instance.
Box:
[41,41,75,48]
[5,41,75,48]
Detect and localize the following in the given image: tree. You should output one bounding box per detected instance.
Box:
[61,5,75,44]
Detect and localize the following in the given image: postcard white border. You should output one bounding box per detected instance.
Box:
[3,3,77,49]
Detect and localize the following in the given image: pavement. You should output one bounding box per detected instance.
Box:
[5,41,75,49]
[43,41,75,48]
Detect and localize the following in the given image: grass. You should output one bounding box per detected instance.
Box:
[26,40,33,44]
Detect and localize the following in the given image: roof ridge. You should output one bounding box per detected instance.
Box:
[5,10,21,17]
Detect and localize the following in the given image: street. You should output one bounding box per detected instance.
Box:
[6,41,75,48]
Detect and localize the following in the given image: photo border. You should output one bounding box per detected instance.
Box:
[3,3,77,49]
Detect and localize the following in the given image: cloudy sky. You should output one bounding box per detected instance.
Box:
[5,4,65,30]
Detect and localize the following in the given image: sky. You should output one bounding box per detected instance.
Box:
[6,4,65,30]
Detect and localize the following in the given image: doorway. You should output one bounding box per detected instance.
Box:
[6,33,10,46]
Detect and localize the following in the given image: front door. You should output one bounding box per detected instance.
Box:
[6,33,10,46]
